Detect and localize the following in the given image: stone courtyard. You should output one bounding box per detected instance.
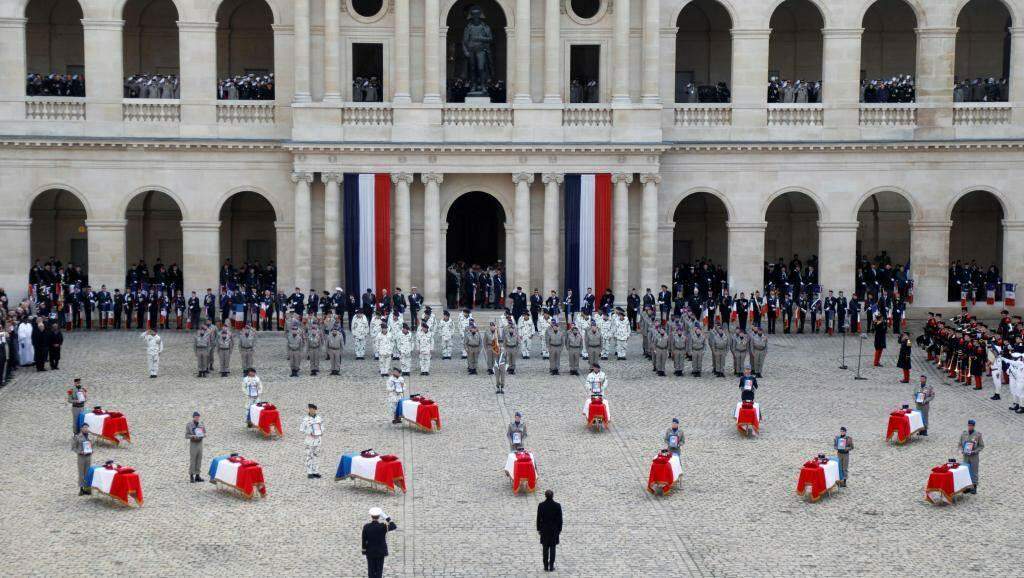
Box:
[1,324,1021,577]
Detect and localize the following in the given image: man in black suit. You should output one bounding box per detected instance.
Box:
[536,489,563,572]
[362,507,397,578]
[529,289,543,331]
[510,286,527,324]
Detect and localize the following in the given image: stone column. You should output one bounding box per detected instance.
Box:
[727,221,766,294]
[421,173,444,305]
[730,29,770,128]
[513,0,532,103]
[543,0,561,103]
[915,28,957,133]
[275,221,295,291]
[612,173,633,304]
[293,0,312,102]
[292,172,313,289]
[641,0,660,104]
[181,220,221,296]
[178,21,218,128]
[821,28,863,133]
[393,0,412,103]
[423,0,442,103]
[817,222,859,296]
[611,0,631,104]
[0,18,26,119]
[512,172,534,290]
[273,24,295,111]
[323,0,341,103]
[84,220,126,295]
[392,173,413,292]
[542,173,563,292]
[1010,28,1024,124]
[909,220,952,307]
[81,19,124,122]
[322,173,343,290]
[0,219,31,301]
[639,174,660,291]
[1002,220,1024,292]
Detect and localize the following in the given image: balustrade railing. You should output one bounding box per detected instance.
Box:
[122,99,181,122]
[859,103,918,127]
[562,104,613,127]
[442,104,513,127]
[953,102,1012,126]
[766,103,824,127]
[216,101,276,124]
[673,103,732,127]
[25,97,86,121]
[341,103,393,125]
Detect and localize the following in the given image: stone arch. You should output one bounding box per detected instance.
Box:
[767,0,825,86]
[954,0,1015,28]
[216,0,276,79]
[765,0,830,29]
[444,189,509,275]
[945,185,1012,221]
[24,183,93,219]
[441,185,513,224]
[218,188,279,267]
[119,185,190,221]
[850,186,920,221]
[29,187,90,270]
[763,189,823,265]
[761,186,827,221]
[214,186,282,221]
[675,0,734,102]
[440,0,514,26]
[670,189,731,270]
[854,189,915,266]
[23,0,84,82]
[212,0,280,24]
[124,188,185,278]
[955,0,1013,84]
[671,0,739,30]
[948,189,1006,299]
[666,186,736,222]
[860,0,919,83]
[860,0,927,29]
[112,0,185,21]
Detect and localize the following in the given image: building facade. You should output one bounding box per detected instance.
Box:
[1,0,1023,306]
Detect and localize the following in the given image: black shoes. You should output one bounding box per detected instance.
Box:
[420,372,429,376]
[674,370,683,377]
[291,370,299,377]
[402,372,410,376]
[508,369,515,375]
[658,371,666,377]
[755,373,763,378]
[468,369,477,375]
[311,370,319,376]
[195,475,204,482]
[991,394,1000,400]
[331,370,340,376]
[487,369,494,375]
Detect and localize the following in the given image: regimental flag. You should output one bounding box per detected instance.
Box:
[232,303,245,329]
[1005,283,1016,306]
[564,174,612,305]
[343,174,392,298]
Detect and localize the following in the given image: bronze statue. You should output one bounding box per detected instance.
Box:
[460,6,493,96]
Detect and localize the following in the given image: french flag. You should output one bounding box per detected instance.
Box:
[343,174,392,298]
[564,174,612,303]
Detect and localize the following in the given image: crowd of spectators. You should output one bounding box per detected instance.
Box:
[218,74,276,100]
[860,75,915,103]
[447,78,506,103]
[954,77,1008,102]
[351,77,382,102]
[677,82,731,104]
[26,73,85,97]
[124,74,180,99]
[767,78,821,103]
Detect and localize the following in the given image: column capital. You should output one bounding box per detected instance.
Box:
[817,221,861,232]
[0,17,27,28]
[730,28,771,40]
[512,172,535,185]
[0,218,32,229]
[79,18,125,31]
[909,219,953,230]
[84,219,127,231]
[271,24,294,33]
[821,27,864,39]
[915,27,958,38]
[639,173,661,185]
[1002,219,1024,230]
[291,171,314,184]
[321,172,343,184]
[391,172,414,185]
[180,220,221,232]
[1011,27,1024,37]
[176,20,218,32]
[726,220,768,232]
[421,172,444,185]
[611,172,634,184]
[274,221,294,232]
[542,173,564,184]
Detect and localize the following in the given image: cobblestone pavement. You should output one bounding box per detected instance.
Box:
[1,325,1022,577]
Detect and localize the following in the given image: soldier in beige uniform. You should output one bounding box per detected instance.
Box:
[464,323,482,374]
[287,325,305,377]
[709,325,729,378]
[72,423,94,495]
[482,323,498,375]
[326,327,344,375]
[833,426,853,487]
[670,326,688,377]
[238,324,257,372]
[749,328,767,377]
[67,378,87,433]
[566,324,583,376]
[653,326,670,376]
[216,323,234,377]
[186,411,206,483]
[546,322,565,375]
[307,322,324,376]
[689,325,706,376]
[730,329,749,376]
[502,324,520,374]
[959,419,984,493]
[585,323,603,367]
[194,326,211,377]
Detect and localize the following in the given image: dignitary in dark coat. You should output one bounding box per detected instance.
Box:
[47,322,63,370]
[896,332,912,383]
[536,489,563,572]
[872,314,887,367]
[362,507,397,578]
[32,319,48,371]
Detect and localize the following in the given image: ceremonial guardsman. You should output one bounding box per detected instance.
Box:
[243,368,263,426]
[186,411,206,483]
[690,325,706,376]
[300,404,324,478]
[66,378,87,433]
[287,324,306,377]
[585,323,602,365]
[566,324,584,376]
[194,325,211,377]
[482,322,498,375]
[307,321,324,376]
[517,312,534,359]
[203,288,216,322]
[730,329,749,377]
[914,375,934,435]
[502,323,520,374]
[833,426,852,487]
[352,310,370,359]
[216,323,234,377]
[464,323,482,374]
[586,363,607,396]
[493,338,508,394]
[739,368,758,402]
[417,324,433,375]
[653,326,669,377]
[72,422,94,495]
[537,311,552,359]
[670,325,687,377]
[238,323,256,372]
[507,411,527,450]
[458,309,473,359]
[141,327,164,378]
[376,325,394,376]
[664,418,684,457]
[396,324,414,376]
[599,312,613,360]
[326,326,344,375]
[958,419,984,493]
[613,310,629,359]
[749,328,767,378]
[546,321,564,375]
[387,368,405,424]
[437,311,454,359]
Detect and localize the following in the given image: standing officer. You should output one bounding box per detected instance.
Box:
[546,322,564,375]
[216,323,234,377]
[299,403,324,479]
[72,422,94,495]
[959,419,983,493]
[326,326,344,375]
[387,368,405,424]
[730,328,749,376]
[140,328,164,378]
[66,378,87,433]
[408,286,423,328]
[307,321,324,376]
[566,323,583,376]
[536,490,563,572]
[749,327,768,378]
[416,323,433,376]
[194,325,211,377]
[690,325,706,376]
[186,411,205,483]
[243,368,263,426]
[530,289,543,331]
[502,323,520,374]
[396,324,414,376]
[287,324,305,377]
[493,339,508,394]
[482,322,498,375]
[464,323,482,374]
[653,326,670,377]
[585,323,603,366]
[709,323,729,377]
[352,309,369,359]
[507,411,527,450]
[670,325,687,377]
[238,323,256,372]
[833,426,853,487]
[362,507,396,578]
[664,418,684,457]
[914,374,935,435]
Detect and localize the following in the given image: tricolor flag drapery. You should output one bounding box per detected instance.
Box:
[343,174,392,297]
[564,174,612,304]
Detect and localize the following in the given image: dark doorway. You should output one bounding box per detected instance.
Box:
[570,45,600,103]
[445,0,507,102]
[352,42,383,102]
[446,192,505,267]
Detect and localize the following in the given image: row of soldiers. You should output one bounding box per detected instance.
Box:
[859,76,915,103]
[218,74,276,100]
[948,261,1002,303]
[767,79,821,103]
[677,82,731,104]
[123,74,180,99]
[953,77,1008,103]
[26,73,85,96]
[639,306,768,378]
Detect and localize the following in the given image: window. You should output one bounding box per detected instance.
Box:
[570,0,601,20]
[349,0,385,21]
[570,45,600,103]
[352,43,384,102]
